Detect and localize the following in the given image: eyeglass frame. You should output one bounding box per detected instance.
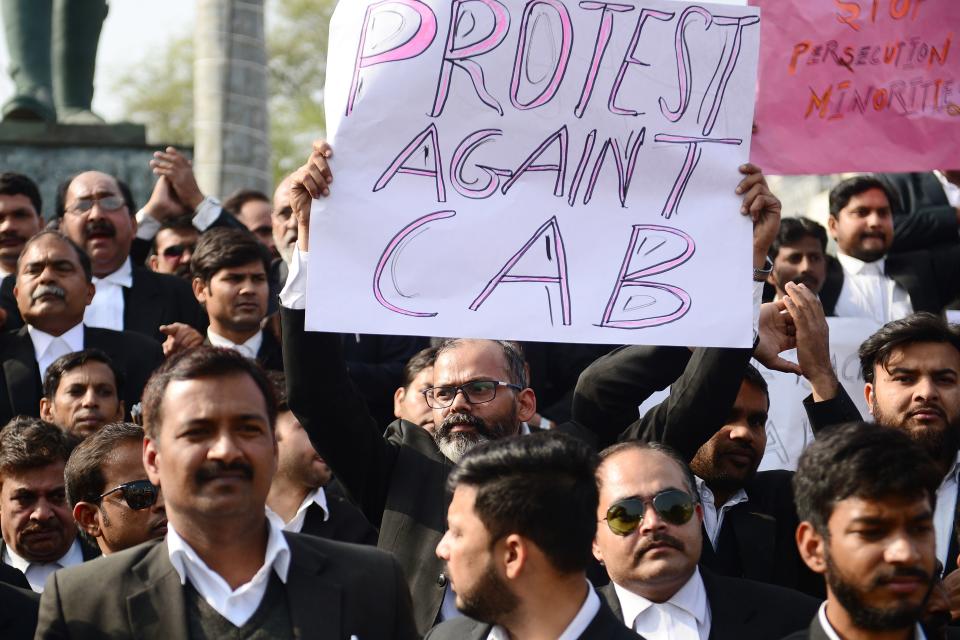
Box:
[600,489,697,536]
[422,380,523,409]
[64,194,127,216]
[95,479,159,511]
[161,243,196,259]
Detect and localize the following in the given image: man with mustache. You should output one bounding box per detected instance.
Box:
[64,422,167,555]
[40,349,125,438]
[147,216,199,280]
[0,173,43,280]
[820,176,960,323]
[35,346,417,639]
[764,217,828,307]
[593,441,817,639]
[0,230,162,427]
[190,227,282,371]
[0,417,98,593]
[788,422,941,640]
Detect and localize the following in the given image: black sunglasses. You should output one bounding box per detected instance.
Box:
[96,479,159,511]
[162,243,195,259]
[602,489,696,536]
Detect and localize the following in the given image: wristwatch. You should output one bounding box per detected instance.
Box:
[753,257,773,282]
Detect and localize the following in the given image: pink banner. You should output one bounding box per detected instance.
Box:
[749,0,959,175]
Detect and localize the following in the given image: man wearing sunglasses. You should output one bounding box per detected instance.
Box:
[593,441,818,639]
[36,347,418,639]
[788,422,941,640]
[147,216,199,280]
[65,422,166,556]
[0,418,98,593]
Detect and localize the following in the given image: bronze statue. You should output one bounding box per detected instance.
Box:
[1,0,108,123]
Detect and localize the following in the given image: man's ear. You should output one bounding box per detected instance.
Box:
[83,281,95,306]
[516,388,537,424]
[191,277,207,304]
[114,400,126,422]
[73,502,102,539]
[796,521,827,575]
[148,255,160,272]
[502,534,527,581]
[864,382,875,416]
[39,397,54,422]
[143,436,161,486]
[826,215,838,240]
[393,387,405,420]
[592,537,604,564]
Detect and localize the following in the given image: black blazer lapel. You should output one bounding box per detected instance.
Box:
[283,533,340,640]
[125,543,189,640]
[820,257,843,317]
[728,506,777,583]
[257,330,284,371]
[2,328,41,417]
[885,256,935,312]
[597,582,625,623]
[124,268,162,339]
[701,570,753,640]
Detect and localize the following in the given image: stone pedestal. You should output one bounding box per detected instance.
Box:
[0,121,188,219]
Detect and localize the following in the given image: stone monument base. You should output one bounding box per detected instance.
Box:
[0,122,190,218]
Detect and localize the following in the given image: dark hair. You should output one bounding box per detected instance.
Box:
[742,362,770,408]
[403,346,438,388]
[598,440,700,503]
[150,215,197,256]
[266,370,288,411]
[828,175,893,219]
[190,227,271,284]
[768,217,828,261]
[55,173,136,218]
[447,432,599,574]
[859,313,960,384]
[64,422,144,508]
[223,189,270,217]
[0,416,79,476]
[793,421,941,535]
[19,229,93,282]
[435,339,528,388]
[43,348,123,400]
[141,346,277,438]
[0,172,42,215]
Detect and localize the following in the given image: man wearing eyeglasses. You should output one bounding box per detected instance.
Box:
[65,422,166,555]
[593,441,817,639]
[147,216,199,280]
[0,417,98,593]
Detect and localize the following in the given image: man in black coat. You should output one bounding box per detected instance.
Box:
[574,283,861,597]
[0,581,39,640]
[36,347,417,639]
[875,171,960,254]
[427,433,641,640]
[593,441,817,639]
[0,231,162,427]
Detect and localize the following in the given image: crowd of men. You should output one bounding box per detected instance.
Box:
[0,136,957,640]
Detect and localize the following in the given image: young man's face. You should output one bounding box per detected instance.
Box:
[0,193,42,274]
[150,227,198,278]
[828,188,894,262]
[40,361,124,437]
[801,493,936,632]
[769,236,826,297]
[866,342,960,463]
[0,462,76,563]
[393,365,435,433]
[194,261,269,337]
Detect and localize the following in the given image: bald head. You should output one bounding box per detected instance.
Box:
[58,171,135,278]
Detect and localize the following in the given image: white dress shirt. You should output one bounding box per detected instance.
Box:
[166,518,291,627]
[265,487,329,533]
[27,322,85,379]
[135,195,223,241]
[818,601,925,639]
[486,582,601,640]
[207,328,264,361]
[3,538,84,593]
[695,477,749,549]
[615,568,711,640]
[935,453,960,570]
[833,253,913,324]
[84,257,134,331]
[933,170,960,208]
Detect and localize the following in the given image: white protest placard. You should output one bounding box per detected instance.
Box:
[637,317,878,471]
[309,0,762,346]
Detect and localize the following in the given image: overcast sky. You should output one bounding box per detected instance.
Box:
[0,0,195,120]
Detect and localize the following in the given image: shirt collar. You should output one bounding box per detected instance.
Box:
[837,251,886,275]
[27,322,85,359]
[166,517,291,587]
[3,537,83,574]
[696,476,749,510]
[614,567,708,629]
[487,581,600,640]
[93,257,133,288]
[941,452,960,486]
[207,328,264,360]
[265,487,330,527]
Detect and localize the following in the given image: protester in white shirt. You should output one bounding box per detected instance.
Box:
[0,418,86,593]
[191,227,272,363]
[593,442,817,640]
